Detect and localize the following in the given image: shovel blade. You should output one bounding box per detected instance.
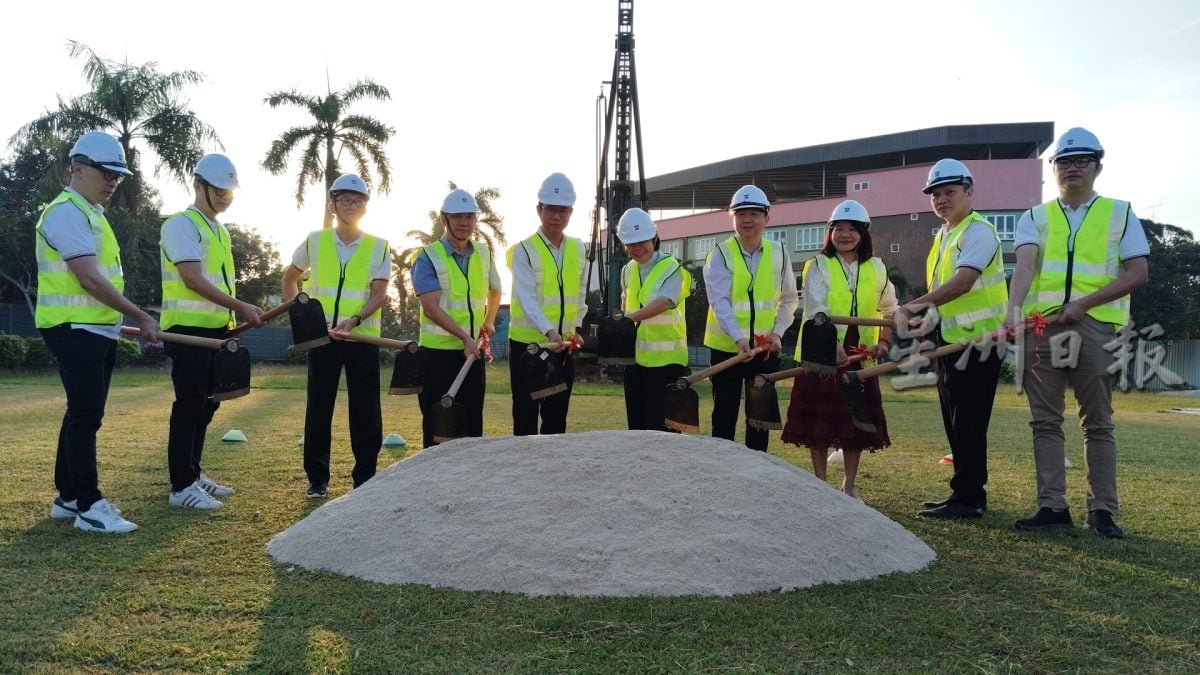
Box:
[800,315,838,374]
[521,347,568,401]
[211,345,251,402]
[597,315,637,365]
[745,379,782,431]
[289,295,330,351]
[840,371,878,434]
[664,384,700,434]
[430,401,468,445]
[389,342,423,395]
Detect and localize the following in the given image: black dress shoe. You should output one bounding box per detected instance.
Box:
[1087,510,1125,539]
[1014,507,1074,532]
[919,502,984,519]
[922,497,951,509]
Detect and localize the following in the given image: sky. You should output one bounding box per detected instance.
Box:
[4,0,1199,298]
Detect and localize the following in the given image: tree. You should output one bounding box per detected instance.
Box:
[228,223,284,308]
[9,41,219,216]
[0,139,60,313]
[393,181,507,304]
[1132,219,1200,339]
[682,260,708,345]
[261,79,394,229]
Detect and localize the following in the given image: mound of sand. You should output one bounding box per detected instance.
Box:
[267,431,935,597]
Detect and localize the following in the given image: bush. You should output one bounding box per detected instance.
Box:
[115,338,141,368]
[135,341,170,367]
[22,338,58,370]
[999,360,1017,384]
[287,344,308,364]
[379,347,395,365]
[0,335,28,369]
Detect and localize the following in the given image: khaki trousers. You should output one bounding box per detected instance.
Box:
[1023,316,1119,514]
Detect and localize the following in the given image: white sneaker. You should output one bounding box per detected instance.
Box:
[196,473,234,497]
[74,499,138,534]
[827,449,845,464]
[169,482,224,510]
[51,495,79,520]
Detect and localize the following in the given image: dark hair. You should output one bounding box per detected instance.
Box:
[820,220,873,262]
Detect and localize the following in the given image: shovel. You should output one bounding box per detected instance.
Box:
[664,347,765,434]
[329,331,423,394]
[287,292,331,351]
[521,341,571,400]
[798,313,894,375]
[430,344,482,445]
[121,326,251,401]
[745,354,868,431]
[597,312,637,365]
[227,298,298,337]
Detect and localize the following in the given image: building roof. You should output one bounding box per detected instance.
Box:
[644,122,1055,210]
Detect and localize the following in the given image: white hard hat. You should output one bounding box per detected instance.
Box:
[329,173,368,197]
[1051,127,1104,162]
[729,185,770,212]
[193,153,239,190]
[829,199,870,228]
[442,188,479,214]
[537,172,576,206]
[923,159,973,194]
[617,208,657,244]
[68,131,133,176]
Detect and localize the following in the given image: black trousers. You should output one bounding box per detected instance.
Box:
[509,339,574,435]
[624,362,687,432]
[164,325,226,492]
[936,339,1003,508]
[303,340,382,488]
[418,347,486,448]
[40,325,116,511]
[709,348,781,452]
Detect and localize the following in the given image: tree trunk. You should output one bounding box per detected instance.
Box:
[322,137,337,229]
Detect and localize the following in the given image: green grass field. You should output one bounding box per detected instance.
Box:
[1,364,1198,673]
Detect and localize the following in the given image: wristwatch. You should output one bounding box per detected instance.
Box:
[351,314,363,326]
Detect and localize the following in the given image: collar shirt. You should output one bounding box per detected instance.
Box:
[703,238,800,339]
[1013,192,1150,261]
[411,237,503,296]
[931,218,1001,289]
[37,186,120,339]
[510,230,587,336]
[161,206,221,265]
[290,231,392,281]
[621,251,686,310]
[803,256,898,319]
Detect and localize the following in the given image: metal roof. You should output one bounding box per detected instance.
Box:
[643,122,1055,210]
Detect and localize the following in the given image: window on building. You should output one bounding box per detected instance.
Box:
[890,243,900,253]
[931,227,941,236]
[794,225,824,251]
[689,236,716,261]
[852,181,870,191]
[766,229,787,247]
[986,214,1017,241]
[910,213,919,221]
[660,240,682,259]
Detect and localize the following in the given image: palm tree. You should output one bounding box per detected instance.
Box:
[9,41,220,215]
[261,79,394,229]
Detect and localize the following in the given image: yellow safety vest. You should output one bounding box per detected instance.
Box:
[795,255,886,360]
[925,211,1008,342]
[506,233,585,343]
[306,229,385,337]
[160,207,236,330]
[34,190,124,328]
[1025,197,1131,326]
[703,237,784,352]
[623,254,691,367]
[418,240,490,350]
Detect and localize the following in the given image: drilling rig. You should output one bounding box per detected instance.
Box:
[587,0,648,324]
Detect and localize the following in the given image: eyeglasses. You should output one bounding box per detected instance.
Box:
[78,159,125,183]
[1054,156,1097,170]
[335,196,367,207]
[199,180,233,198]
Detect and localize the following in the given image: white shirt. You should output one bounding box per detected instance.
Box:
[160,206,221,265]
[620,251,686,310]
[803,256,898,320]
[933,217,1001,282]
[703,237,800,340]
[509,231,588,336]
[1014,193,1150,261]
[37,187,121,339]
[290,230,392,281]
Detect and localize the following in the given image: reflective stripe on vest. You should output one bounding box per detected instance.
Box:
[794,255,885,361]
[34,190,124,328]
[506,233,585,343]
[1026,198,1130,326]
[306,229,385,337]
[160,207,236,330]
[418,240,490,349]
[703,237,782,351]
[623,256,691,367]
[925,211,1008,342]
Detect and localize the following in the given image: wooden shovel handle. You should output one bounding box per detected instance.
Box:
[441,337,485,403]
[334,331,416,351]
[121,326,232,351]
[685,346,764,386]
[527,341,567,353]
[765,354,867,383]
[825,315,893,328]
[227,297,297,337]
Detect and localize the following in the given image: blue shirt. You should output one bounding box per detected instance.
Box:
[412,238,502,295]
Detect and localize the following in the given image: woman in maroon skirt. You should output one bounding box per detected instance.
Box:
[782,199,896,498]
